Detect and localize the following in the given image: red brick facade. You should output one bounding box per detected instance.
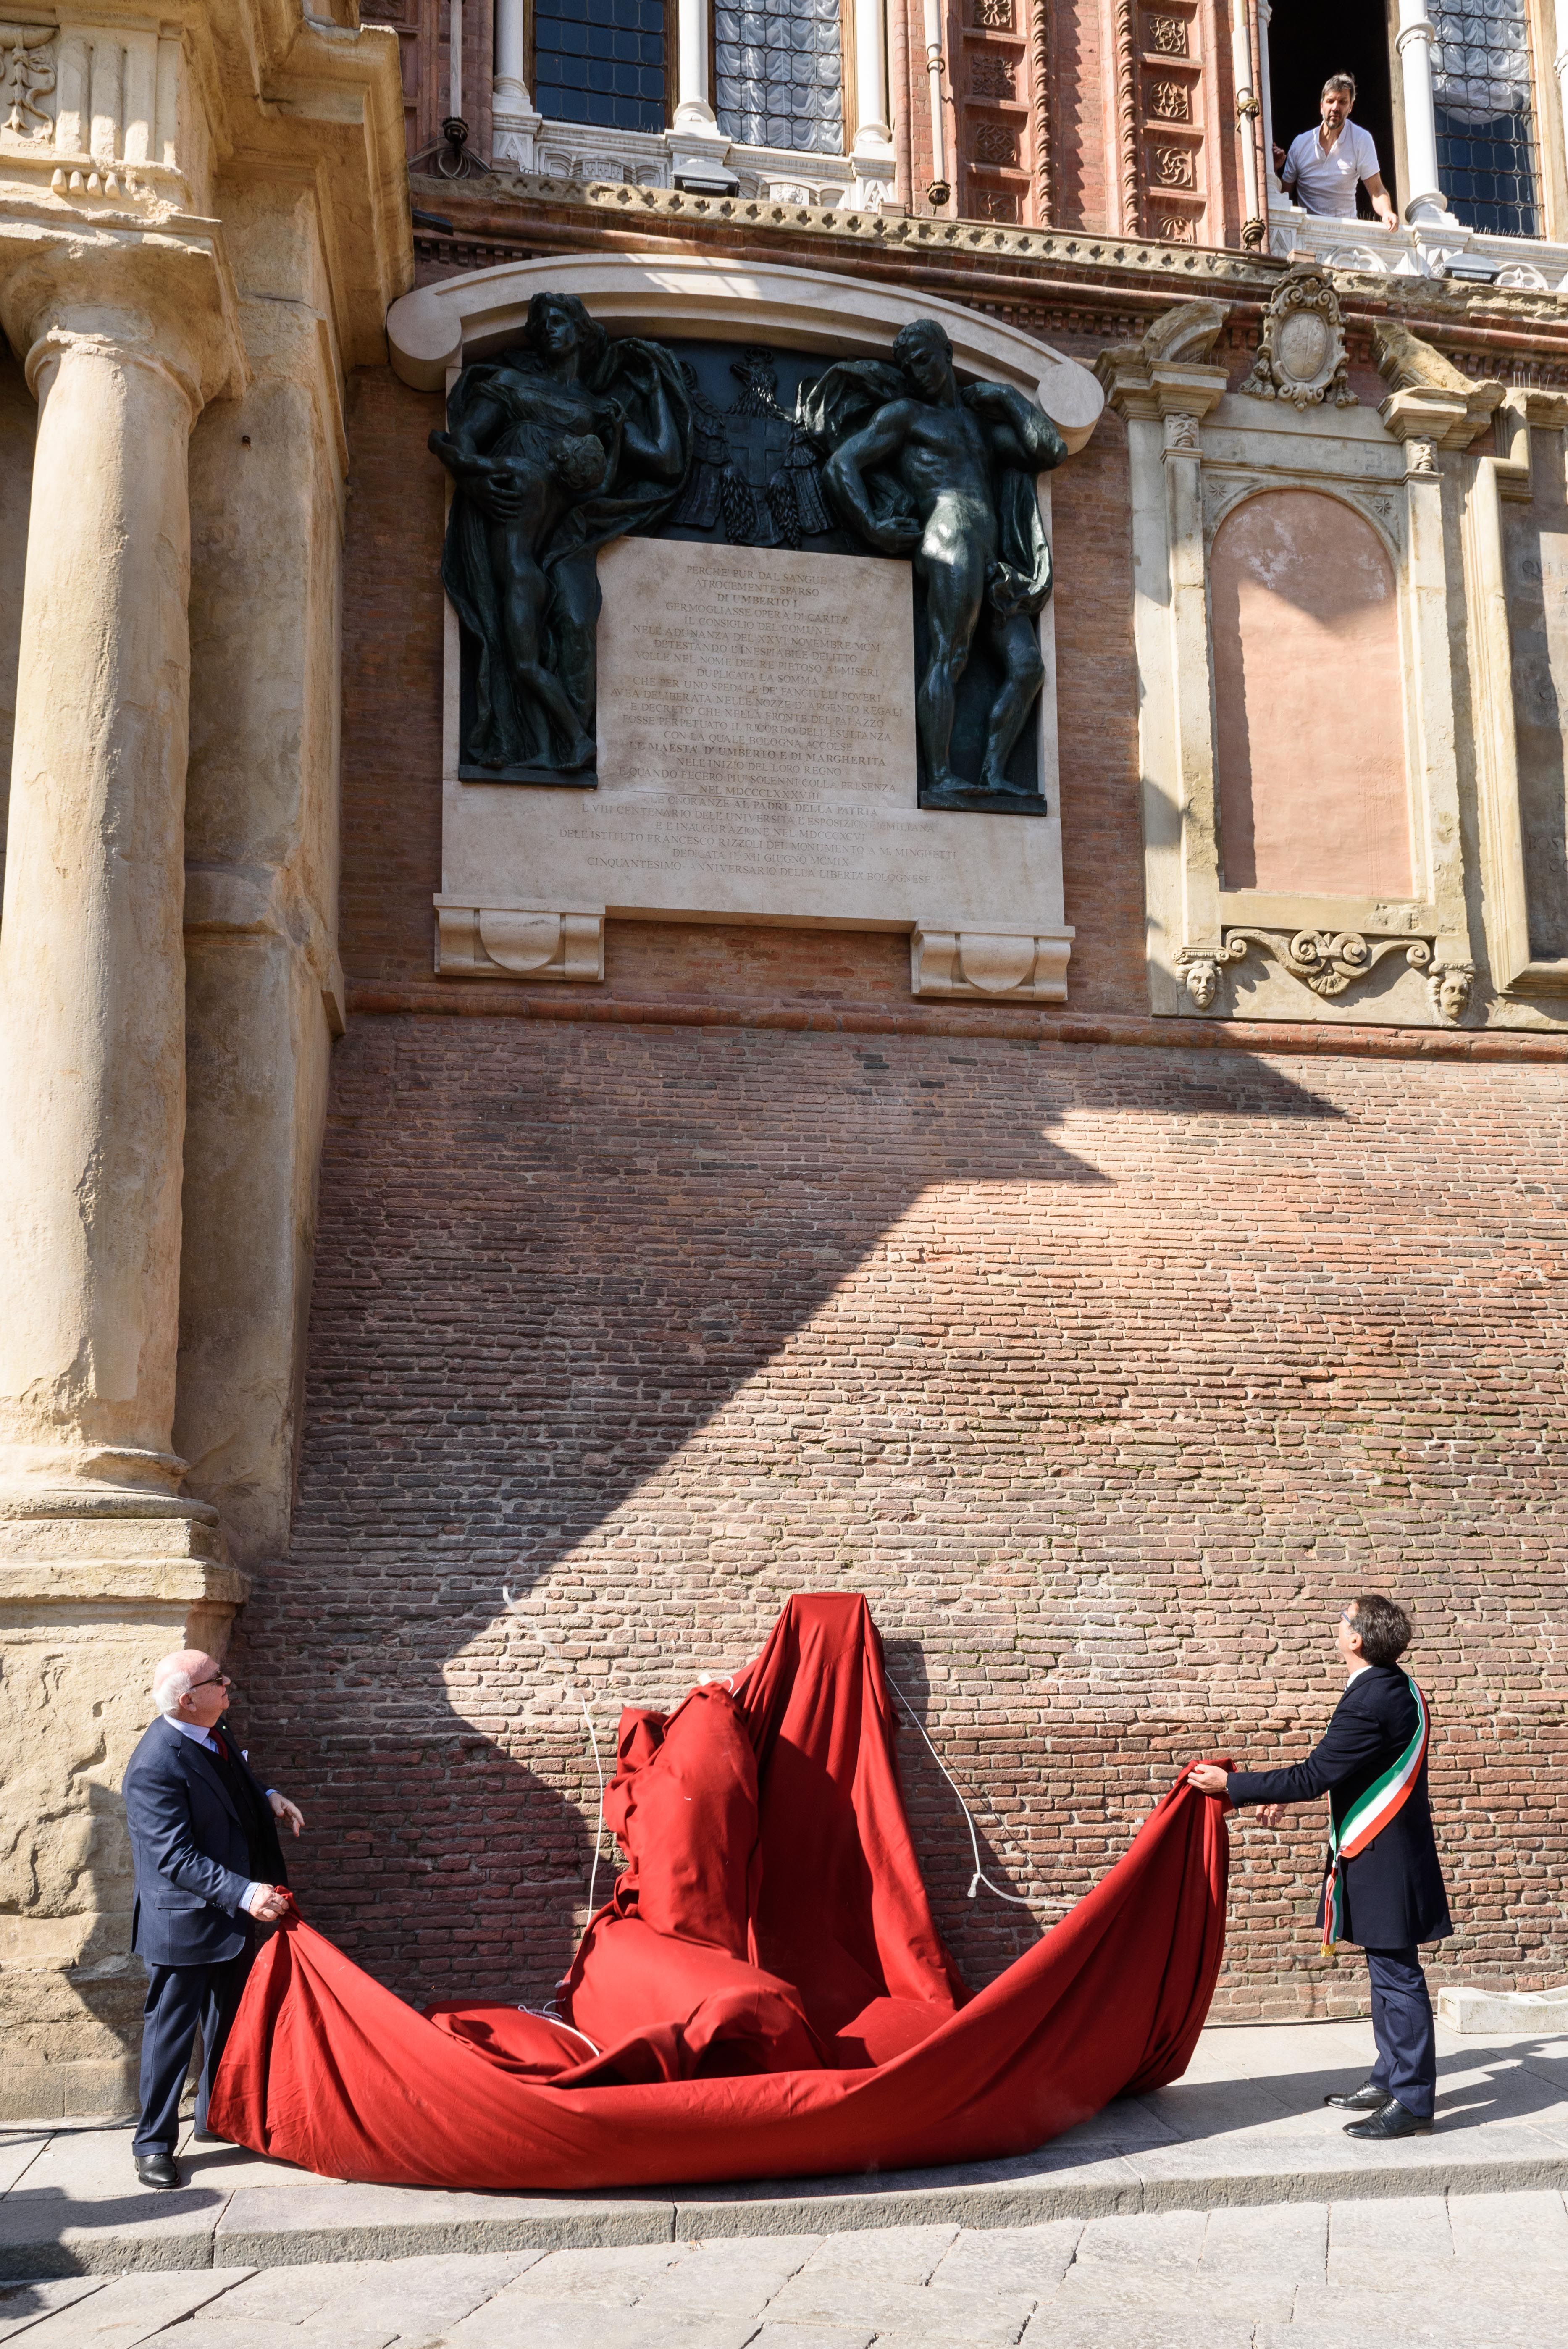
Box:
[242,207,1568,2026]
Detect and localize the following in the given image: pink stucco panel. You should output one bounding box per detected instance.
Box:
[1210,489,1413,897]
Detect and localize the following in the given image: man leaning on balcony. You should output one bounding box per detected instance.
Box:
[1276,72,1397,227]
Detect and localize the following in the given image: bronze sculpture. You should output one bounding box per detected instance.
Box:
[802,320,1066,807]
[431,292,690,778]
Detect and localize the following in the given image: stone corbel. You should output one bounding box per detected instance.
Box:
[1094,299,1232,426]
[1193,928,1437,1002]
[1373,319,1503,451]
[436,904,606,982]
[910,927,1073,1003]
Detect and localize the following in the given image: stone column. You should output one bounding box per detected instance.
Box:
[0,326,202,1509]
[1257,0,1281,199]
[0,270,247,2118]
[1555,0,1568,226]
[852,0,893,154]
[491,0,541,167]
[673,0,718,132]
[1396,2,1450,225]
[668,0,734,189]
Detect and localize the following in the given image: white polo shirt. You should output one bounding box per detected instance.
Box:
[1283,121,1380,219]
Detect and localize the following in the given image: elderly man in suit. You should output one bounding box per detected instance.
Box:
[121,1650,305,2188]
[1190,1592,1450,2139]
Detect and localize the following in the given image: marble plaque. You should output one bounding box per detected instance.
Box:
[437,536,1072,966]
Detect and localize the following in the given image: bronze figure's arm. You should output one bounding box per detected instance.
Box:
[823,402,923,555]
[965,381,1067,474]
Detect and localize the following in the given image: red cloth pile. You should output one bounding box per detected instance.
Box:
[212,1594,1229,2190]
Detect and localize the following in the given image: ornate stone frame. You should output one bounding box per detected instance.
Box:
[1098,300,1484,1029]
[387,255,1104,999]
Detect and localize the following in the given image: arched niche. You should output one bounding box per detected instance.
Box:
[385,253,1103,450]
[1210,489,1412,899]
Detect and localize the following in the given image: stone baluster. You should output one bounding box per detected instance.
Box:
[1396,2,1451,225]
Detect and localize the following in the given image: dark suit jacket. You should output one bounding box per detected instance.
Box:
[1227,1664,1452,1950]
[123,1718,288,1967]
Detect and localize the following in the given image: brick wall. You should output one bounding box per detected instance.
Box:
[273,253,1568,2031]
[237,1014,1568,2020]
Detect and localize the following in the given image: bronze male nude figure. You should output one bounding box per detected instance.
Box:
[804,321,1066,807]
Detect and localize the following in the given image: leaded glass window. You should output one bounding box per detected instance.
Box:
[1431,0,1539,237]
[715,0,845,155]
[534,0,667,134]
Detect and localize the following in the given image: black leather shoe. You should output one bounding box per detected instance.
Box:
[1324,2080,1395,2110]
[1344,2100,1433,2139]
[134,2151,181,2190]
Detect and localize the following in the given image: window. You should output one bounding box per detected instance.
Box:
[534,0,667,134]
[1431,0,1539,238]
[715,0,845,155]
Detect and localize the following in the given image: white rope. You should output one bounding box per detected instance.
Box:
[580,1689,607,1923]
[515,2004,601,2055]
[884,1672,1040,1908]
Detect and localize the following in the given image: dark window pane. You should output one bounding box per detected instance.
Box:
[716,0,843,154]
[1432,3,1539,236]
[535,0,666,134]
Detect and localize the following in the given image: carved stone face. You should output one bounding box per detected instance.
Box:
[1437,969,1471,1020]
[1184,960,1217,1010]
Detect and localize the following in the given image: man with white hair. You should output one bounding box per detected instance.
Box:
[121,1649,305,2189]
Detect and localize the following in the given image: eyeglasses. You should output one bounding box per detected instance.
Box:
[186,1672,234,1692]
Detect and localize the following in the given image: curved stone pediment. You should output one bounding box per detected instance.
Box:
[386,251,1104,453]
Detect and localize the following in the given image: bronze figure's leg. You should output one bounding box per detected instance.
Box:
[979,608,1047,795]
[917,496,988,796]
[494,525,595,770]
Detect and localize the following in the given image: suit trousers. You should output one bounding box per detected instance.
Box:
[1364,1944,1437,2121]
[132,1944,255,2156]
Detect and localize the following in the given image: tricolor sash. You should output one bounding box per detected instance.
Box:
[1321,1676,1429,1952]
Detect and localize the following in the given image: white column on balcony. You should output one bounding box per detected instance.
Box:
[852,0,893,155]
[1257,0,1281,198]
[1230,0,1263,239]
[674,0,719,131]
[492,0,540,166]
[1396,1,1452,224]
[1555,0,1568,220]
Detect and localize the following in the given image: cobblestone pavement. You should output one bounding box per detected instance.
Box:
[3,2194,1568,2348]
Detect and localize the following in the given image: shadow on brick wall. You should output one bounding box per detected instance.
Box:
[231,1019,1345,2010]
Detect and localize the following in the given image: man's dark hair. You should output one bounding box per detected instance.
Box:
[1349,1593,1411,1666]
[1322,72,1356,100]
[893,319,953,367]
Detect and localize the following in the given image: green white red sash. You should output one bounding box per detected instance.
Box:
[1321,1676,1429,1952]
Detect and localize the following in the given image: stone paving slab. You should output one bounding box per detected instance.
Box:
[8,2019,1568,2278]
[4,2199,1568,2347]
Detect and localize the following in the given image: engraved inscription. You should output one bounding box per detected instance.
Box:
[441,537,1069,938]
[590,538,938,903]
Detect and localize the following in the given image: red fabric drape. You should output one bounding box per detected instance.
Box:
[212,1595,1229,2190]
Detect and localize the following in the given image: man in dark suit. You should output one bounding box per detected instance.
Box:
[1189,1592,1451,2139]
[121,1649,305,2188]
